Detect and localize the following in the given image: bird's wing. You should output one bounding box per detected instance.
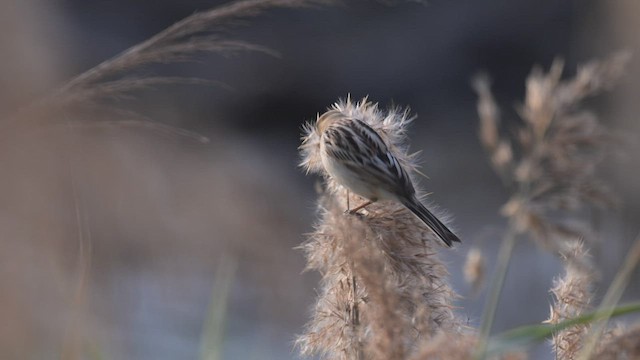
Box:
[324,118,415,196]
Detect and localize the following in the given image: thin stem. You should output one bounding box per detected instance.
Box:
[199,255,237,360]
[60,121,93,360]
[475,223,518,359]
[351,273,363,360]
[346,189,350,212]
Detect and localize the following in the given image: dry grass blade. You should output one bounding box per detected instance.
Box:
[60,125,94,360]
[474,225,518,360]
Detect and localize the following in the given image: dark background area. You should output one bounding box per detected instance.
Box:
[1,0,638,359]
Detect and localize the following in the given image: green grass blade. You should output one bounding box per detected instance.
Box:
[199,255,237,360]
[474,225,518,359]
[486,301,640,356]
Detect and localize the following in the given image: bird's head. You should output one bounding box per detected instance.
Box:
[315,109,345,133]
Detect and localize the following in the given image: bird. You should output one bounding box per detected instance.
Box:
[316,109,461,247]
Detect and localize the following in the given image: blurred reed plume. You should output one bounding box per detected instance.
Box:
[11,0,333,129]
[547,241,595,359]
[410,332,478,360]
[297,98,463,360]
[463,247,486,295]
[594,324,640,359]
[473,53,638,359]
[474,53,629,252]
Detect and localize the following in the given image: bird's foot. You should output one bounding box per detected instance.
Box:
[345,208,361,215]
[344,200,374,216]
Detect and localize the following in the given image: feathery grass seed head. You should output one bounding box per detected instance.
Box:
[547,240,596,359]
[474,53,629,250]
[298,97,462,359]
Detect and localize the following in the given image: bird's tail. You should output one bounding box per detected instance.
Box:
[401,197,461,247]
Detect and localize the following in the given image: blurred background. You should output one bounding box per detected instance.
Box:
[1,0,639,359]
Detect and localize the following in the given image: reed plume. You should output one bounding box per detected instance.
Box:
[10,0,333,129]
[474,53,629,252]
[297,98,462,360]
[547,241,595,359]
[474,53,631,359]
[594,324,640,360]
[463,247,486,295]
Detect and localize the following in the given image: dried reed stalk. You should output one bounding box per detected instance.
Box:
[297,98,462,360]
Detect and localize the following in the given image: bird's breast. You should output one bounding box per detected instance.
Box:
[320,140,386,201]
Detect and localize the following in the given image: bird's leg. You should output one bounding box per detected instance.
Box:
[348,200,373,215]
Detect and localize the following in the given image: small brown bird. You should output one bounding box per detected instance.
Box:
[316,109,461,247]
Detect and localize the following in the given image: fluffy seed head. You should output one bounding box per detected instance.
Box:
[297,97,463,359]
[463,247,486,294]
